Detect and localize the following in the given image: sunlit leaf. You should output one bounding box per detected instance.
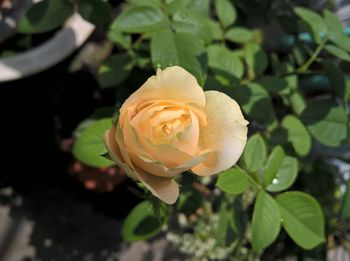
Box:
[324,44,350,62]
[243,134,267,173]
[276,192,325,249]
[323,10,350,52]
[252,191,281,252]
[294,7,327,44]
[151,29,207,85]
[215,0,237,28]
[216,168,249,195]
[110,6,166,33]
[282,115,311,156]
[73,118,114,167]
[225,27,253,44]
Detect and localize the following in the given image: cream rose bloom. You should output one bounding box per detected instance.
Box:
[104,66,248,204]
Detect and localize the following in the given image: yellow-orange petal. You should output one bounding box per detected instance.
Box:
[172,111,199,154]
[191,91,248,176]
[128,149,182,177]
[127,148,208,178]
[104,128,122,162]
[135,167,179,204]
[123,116,155,161]
[114,122,179,204]
[120,66,206,124]
[104,127,138,180]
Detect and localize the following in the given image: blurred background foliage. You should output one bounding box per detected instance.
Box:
[1,0,350,260]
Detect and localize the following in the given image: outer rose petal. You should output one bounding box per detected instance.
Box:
[127,148,208,177]
[105,125,179,204]
[120,66,206,124]
[191,91,248,176]
[104,127,137,180]
[134,167,179,205]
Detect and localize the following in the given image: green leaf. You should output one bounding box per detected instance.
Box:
[165,0,192,14]
[98,54,132,89]
[282,63,306,115]
[172,10,212,44]
[127,0,161,8]
[73,107,116,138]
[324,44,350,62]
[225,27,253,44]
[107,30,132,49]
[266,156,298,192]
[207,45,244,84]
[264,146,285,187]
[294,7,327,44]
[252,191,281,252]
[216,168,249,195]
[188,0,211,17]
[289,91,306,116]
[17,0,73,33]
[73,118,114,168]
[340,178,350,220]
[292,46,306,66]
[215,0,237,28]
[257,76,289,94]
[323,10,350,52]
[110,6,166,33]
[232,83,275,125]
[322,59,346,100]
[300,99,348,147]
[208,20,223,40]
[151,29,206,85]
[122,201,163,242]
[244,43,268,78]
[243,134,267,173]
[78,0,111,25]
[276,192,325,249]
[282,115,311,156]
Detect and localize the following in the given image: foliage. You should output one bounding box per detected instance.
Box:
[16,0,350,259]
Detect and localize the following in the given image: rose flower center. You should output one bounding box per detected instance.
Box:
[150,107,191,143]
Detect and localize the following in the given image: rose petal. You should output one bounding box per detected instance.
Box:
[115,123,180,204]
[124,117,155,161]
[191,91,248,176]
[127,148,207,177]
[120,66,206,124]
[127,109,196,168]
[128,150,181,177]
[172,111,199,154]
[104,127,138,180]
[104,128,122,162]
[141,140,194,168]
[135,167,179,204]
